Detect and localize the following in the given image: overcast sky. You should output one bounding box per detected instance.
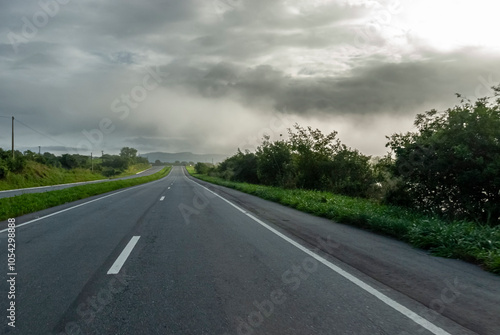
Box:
[1,0,499,157]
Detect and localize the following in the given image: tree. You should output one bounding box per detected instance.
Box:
[23,150,37,160]
[287,124,341,190]
[256,136,294,187]
[327,146,375,198]
[59,154,88,169]
[386,87,500,225]
[194,162,214,175]
[254,125,375,197]
[120,147,138,162]
[102,155,128,170]
[39,152,62,167]
[218,149,259,183]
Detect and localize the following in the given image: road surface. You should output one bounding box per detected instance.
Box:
[0,166,498,334]
[0,166,164,199]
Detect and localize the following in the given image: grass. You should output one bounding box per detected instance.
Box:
[186,166,500,274]
[0,161,103,190]
[0,161,152,191]
[112,163,152,178]
[0,166,171,221]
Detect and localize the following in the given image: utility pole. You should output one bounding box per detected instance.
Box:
[91,152,93,172]
[38,146,41,155]
[11,116,14,159]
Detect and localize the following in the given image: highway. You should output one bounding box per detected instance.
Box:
[0,166,498,334]
[0,166,164,199]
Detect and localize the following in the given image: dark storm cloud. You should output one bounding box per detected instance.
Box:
[157,49,500,116]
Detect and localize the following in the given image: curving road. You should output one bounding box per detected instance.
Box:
[0,166,498,334]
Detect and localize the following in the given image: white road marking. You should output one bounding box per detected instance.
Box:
[107,236,140,275]
[160,196,165,201]
[187,177,452,335]
[168,187,171,190]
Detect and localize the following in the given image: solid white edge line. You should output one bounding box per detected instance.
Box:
[107,236,140,275]
[0,175,167,234]
[186,176,452,335]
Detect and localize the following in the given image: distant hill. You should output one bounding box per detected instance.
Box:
[140,152,228,164]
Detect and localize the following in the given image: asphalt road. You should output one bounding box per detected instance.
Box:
[0,166,498,334]
[0,166,164,199]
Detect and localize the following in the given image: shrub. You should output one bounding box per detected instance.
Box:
[386,87,500,225]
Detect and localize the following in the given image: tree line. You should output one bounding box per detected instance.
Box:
[197,86,500,226]
[0,147,149,177]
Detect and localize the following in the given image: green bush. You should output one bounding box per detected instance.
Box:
[256,137,294,187]
[387,87,500,225]
[101,167,120,177]
[218,124,376,199]
[0,163,8,179]
[217,149,259,183]
[194,162,214,175]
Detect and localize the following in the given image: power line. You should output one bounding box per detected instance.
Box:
[14,118,68,148]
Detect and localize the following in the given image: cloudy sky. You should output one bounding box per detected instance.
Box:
[1,0,499,158]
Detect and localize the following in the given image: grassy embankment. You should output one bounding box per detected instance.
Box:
[186,166,500,274]
[112,163,152,178]
[0,161,151,191]
[0,166,170,221]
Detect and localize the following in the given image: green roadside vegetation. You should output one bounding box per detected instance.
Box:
[0,160,103,190]
[0,166,171,222]
[0,146,151,191]
[187,166,500,274]
[0,160,151,191]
